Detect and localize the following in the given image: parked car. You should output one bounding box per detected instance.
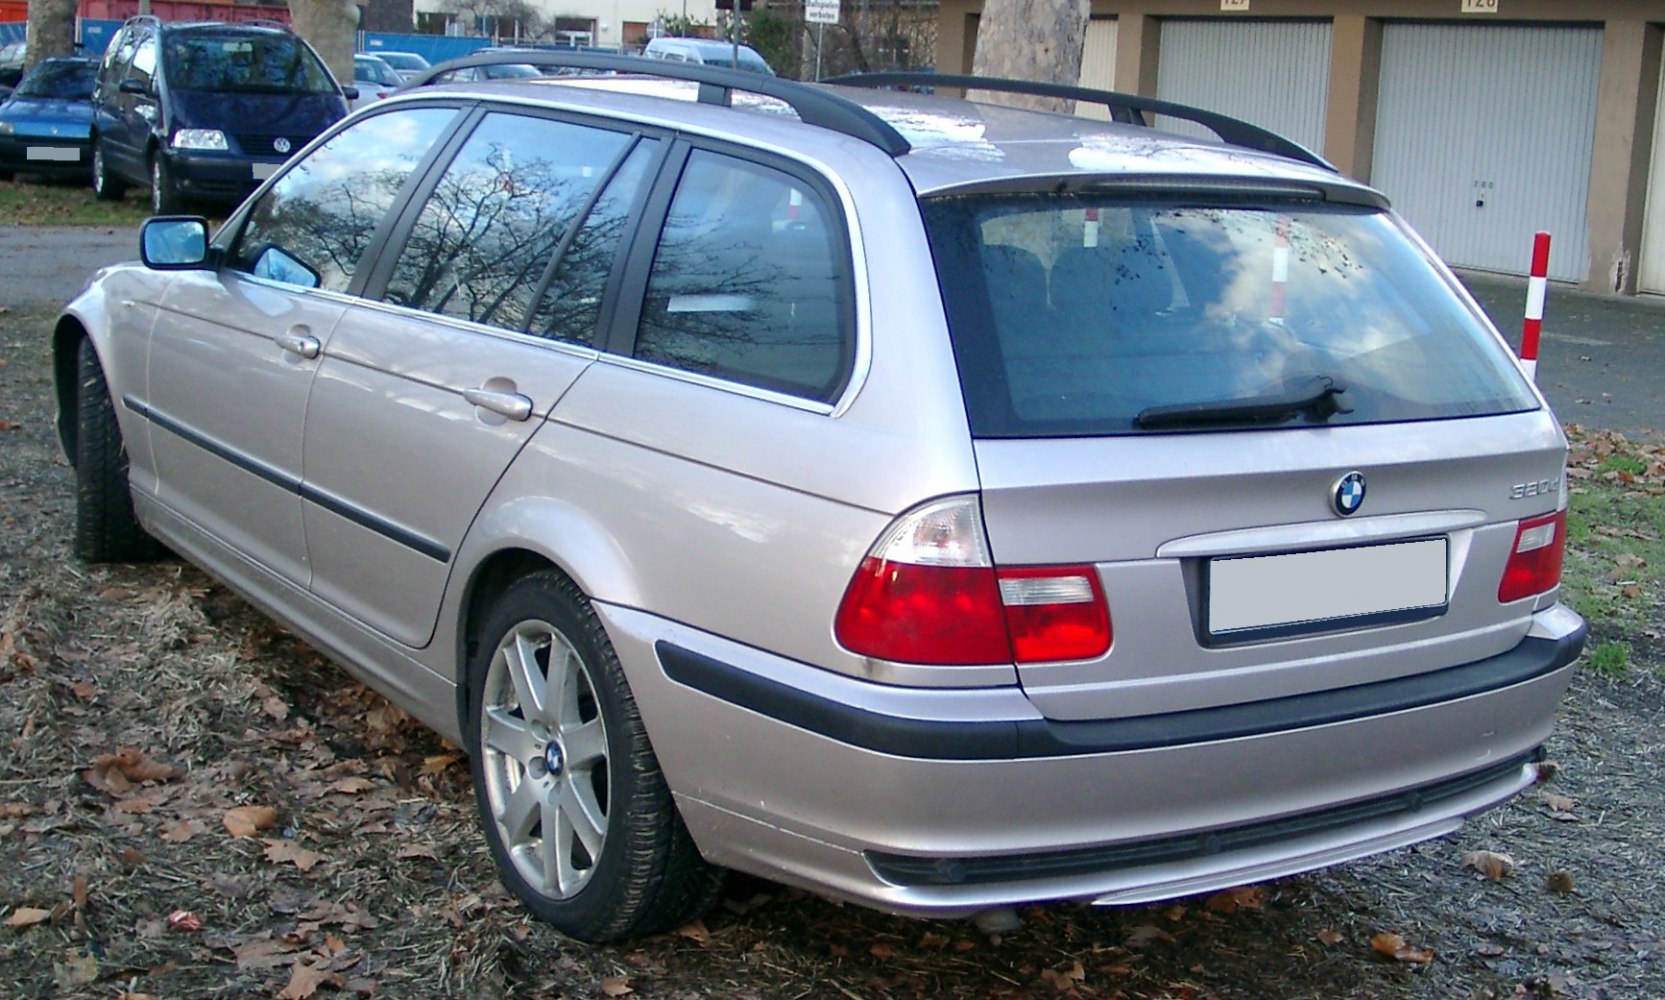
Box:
[350,52,402,110]
[0,40,26,88]
[89,15,350,213]
[426,57,544,83]
[0,56,99,180]
[642,36,774,75]
[56,52,1585,944]
[366,49,429,83]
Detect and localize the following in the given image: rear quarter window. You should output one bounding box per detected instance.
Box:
[922,193,1540,437]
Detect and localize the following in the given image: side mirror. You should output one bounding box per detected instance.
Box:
[341,84,359,101]
[140,217,210,269]
[118,78,149,96]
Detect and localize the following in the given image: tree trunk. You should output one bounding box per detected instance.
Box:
[24,0,78,71]
[969,0,1089,113]
[289,0,361,92]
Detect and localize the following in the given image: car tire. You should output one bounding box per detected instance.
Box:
[149,151,182,214]
[91,139,125,201]
[73,338,164,563]
[466,570,722,942]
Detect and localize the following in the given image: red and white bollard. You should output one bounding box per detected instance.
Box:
[1519,231,1551,382]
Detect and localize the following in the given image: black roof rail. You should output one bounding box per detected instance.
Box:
[404,50,912,157]
[825,71,1334,172]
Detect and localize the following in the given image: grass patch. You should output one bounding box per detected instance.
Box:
[1559,426,1665,664]
[1587,640,1632,676]
[0,175,155,227]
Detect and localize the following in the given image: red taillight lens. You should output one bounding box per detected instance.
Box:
[1498,510,1567,603]
[834,557,1011,665]
[997,566,1111,662]
[833,497,1112,666]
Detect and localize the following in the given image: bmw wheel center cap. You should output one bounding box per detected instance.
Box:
[1333,471,1367,517]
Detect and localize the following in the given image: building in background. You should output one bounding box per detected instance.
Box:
[937,1,1665,296]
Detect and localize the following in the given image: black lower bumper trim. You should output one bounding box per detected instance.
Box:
[656,620,1584,761]
[867,749,1540,887]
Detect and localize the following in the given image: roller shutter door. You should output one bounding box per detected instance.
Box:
[1640,53,1665,293]
[1076,18,1119,120]
[1155,19,1331,155]
[1372,23,1600,282]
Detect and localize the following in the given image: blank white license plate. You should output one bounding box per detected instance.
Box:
[252,162,279,180]
[1208,538,1448,636]
[27,146,79,162]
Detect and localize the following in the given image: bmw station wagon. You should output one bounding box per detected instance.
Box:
[53,52,1586,942]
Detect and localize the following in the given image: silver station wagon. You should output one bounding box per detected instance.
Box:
[54,52,1586,942]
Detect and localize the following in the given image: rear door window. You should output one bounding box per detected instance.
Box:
[383,111,642,337]
[634,149,852,403]
[922,193,1540,437]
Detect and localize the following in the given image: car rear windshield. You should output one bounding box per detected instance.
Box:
[921,192,1539,437]
[166,32,336,94]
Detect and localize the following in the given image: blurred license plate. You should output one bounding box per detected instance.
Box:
[27,146,79,161]
[1208,538,1447,637]
[252,162,279,180]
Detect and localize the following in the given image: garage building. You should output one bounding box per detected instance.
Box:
[935,1,1665,295]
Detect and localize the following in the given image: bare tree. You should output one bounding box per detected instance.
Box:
[288,0,359,90]
[24,0,78,71]
[969,0,1088,112]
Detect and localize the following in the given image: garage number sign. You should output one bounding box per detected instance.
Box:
[1460,0,1499,11]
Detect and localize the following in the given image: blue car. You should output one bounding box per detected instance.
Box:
[0,56,99,181]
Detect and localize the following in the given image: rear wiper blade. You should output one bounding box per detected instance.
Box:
[1135,374,1352,430]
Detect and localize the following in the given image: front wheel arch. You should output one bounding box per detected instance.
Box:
[52,317,90,465]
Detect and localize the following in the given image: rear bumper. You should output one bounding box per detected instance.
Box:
[604,603,1584,916]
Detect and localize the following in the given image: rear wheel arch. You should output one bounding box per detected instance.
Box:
[52,316,91,465]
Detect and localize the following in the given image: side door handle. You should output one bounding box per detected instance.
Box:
[464,387,533,422]
[276,330,321,359]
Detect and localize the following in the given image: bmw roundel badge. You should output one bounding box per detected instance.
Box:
[1332,471,1367,517]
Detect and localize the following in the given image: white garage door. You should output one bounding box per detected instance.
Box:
[1155,19,1332,156]
[1076,17,1119,120]
[1639,53,1665,293]
[1373,23,1600,282]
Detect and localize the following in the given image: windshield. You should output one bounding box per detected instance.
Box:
[16,60,96,100]
[355,57,401,86]
[166,32,337,94]
[922,192,1539,437]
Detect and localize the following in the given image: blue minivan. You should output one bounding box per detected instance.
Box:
[90,16,350,213]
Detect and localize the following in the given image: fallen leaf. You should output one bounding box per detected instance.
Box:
[1461,850,1515,881]
[280,962,339,1000]
[223,805,278,838]
[421,753,463,775]
[70,681,100,701]
[327,777,375,796]
[53,952,99,989]
[1547,871,1576,894]
[84,749,182,794]
[600,975,634,997]
[1543,792,1577,812]
[167,910,203,932]
[264,839,325,872]
[674,920,710,944]
[1204,885,1264,913]
[6,907,52,929]
[870,943,895,960]
[1316,929,1345,946]
[1475,941,1506,957]
[233,936,305,970]
[1123,924,1176,949]
[1371,932,1434,964]
[396,843,438,860]
[160,818,207,843]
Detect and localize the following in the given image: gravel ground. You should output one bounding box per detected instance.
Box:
[2,292,1663,1000]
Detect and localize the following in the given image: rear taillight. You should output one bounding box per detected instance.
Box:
[833,497,1111,665]
[1498,509,1567,604]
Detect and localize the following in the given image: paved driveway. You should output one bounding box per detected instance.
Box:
[4,226,1660,439]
